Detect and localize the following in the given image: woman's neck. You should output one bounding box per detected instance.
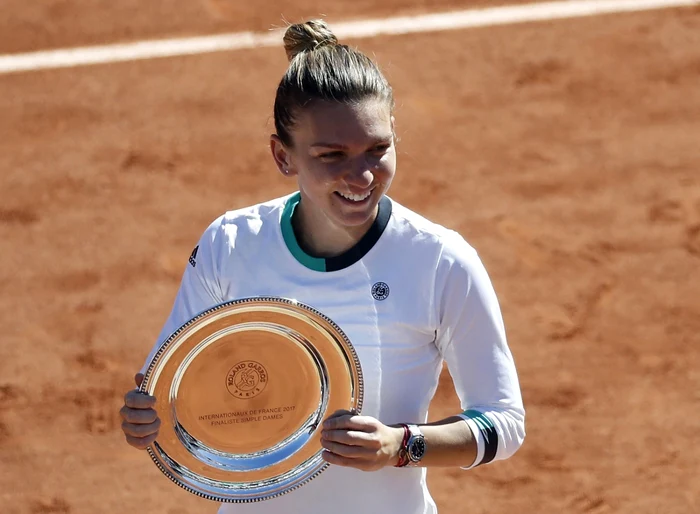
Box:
[292,201,376,258]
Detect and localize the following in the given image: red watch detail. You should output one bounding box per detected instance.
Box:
[394,424,411,468]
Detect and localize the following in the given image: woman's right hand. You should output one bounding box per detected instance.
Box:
[120,373,161,449]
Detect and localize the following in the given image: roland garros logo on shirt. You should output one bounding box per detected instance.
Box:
[372,282,390,301]
[226,361,268,399]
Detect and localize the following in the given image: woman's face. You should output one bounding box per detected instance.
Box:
[272,98,396,232]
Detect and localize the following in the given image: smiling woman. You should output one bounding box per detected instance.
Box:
[273,99,396,258]
[119,18,525,514]
[270,20,397,258]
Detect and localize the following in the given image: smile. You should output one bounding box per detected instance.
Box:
[335,190,373,202]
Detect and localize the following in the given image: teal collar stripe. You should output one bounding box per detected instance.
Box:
[280,191,392,272]
[281,193,326,271]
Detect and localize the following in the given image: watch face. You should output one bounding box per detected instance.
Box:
[409,437,426,461]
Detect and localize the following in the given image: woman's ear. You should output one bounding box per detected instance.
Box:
[270,135,297,177]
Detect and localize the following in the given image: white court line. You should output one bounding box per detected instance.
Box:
[0,0,698,75]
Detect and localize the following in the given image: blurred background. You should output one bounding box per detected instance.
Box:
[1,1,699,512]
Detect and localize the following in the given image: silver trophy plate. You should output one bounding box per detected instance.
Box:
[139,297,363,503]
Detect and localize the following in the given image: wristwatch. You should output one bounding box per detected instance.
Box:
[395,424,426,467]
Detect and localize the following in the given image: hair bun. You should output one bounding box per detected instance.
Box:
[283,20,339,62]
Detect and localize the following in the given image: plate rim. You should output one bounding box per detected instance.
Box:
[138,295,364,503]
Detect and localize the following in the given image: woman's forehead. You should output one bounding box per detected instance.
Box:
[295,100,393,146]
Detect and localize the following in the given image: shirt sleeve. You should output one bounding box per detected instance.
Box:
[138,217,226,375]
[434,231,526,469]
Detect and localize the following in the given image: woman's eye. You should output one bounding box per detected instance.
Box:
[372,145,390,154]
[318,151,345,160]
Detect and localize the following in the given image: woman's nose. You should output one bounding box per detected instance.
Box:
[344,161,374,189]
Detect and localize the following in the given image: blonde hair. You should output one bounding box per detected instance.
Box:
[273,19,394,146]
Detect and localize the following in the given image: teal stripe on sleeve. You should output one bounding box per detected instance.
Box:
[463,409,498,466]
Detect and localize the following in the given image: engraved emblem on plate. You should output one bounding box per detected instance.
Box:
[226,360,268,399]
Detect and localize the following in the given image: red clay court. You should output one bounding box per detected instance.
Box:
[1,1,699,512]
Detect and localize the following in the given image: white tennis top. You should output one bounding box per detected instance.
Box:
[139,192,525,514]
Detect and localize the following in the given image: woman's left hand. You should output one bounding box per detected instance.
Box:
[320,410,404,471]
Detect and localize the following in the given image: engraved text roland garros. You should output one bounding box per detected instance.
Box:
[226,360,267,399]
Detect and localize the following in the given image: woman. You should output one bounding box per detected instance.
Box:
[120,19,525,514]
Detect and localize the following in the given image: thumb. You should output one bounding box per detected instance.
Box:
[325,408,356,421]
[134,373,144,388]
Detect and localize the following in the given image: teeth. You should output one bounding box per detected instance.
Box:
[338,190,372,202]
